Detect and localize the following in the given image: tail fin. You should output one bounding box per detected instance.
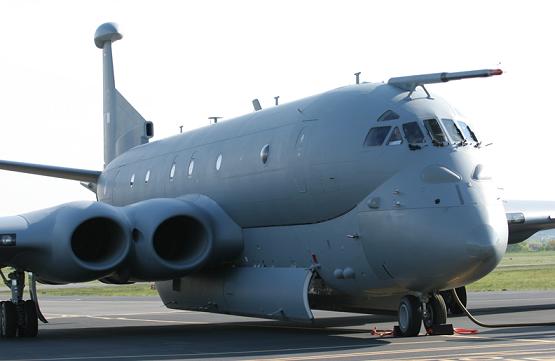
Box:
[94,23,154,167]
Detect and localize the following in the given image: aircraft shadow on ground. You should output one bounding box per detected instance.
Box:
[1,315,393,361]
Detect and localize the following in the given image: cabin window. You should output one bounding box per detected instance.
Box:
[402,122,425,143]
[458,121,479,142]
[188,158,195,176]
[170,163,176,180]
[387,127,403,145]
[363,126,391,146]
[442,119,464,143]
[145,170,150,183]
[130,173,135,187]
[260,144,270,164]
[216,154,222,171]
[377,110,400,122]
[423,119,447,145]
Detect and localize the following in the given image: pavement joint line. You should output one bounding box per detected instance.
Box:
[448,333,555,344]
[369,346,555,361]
[84,315,206,324]
[241,340,555,361]
[0,342,429,361]
[43,310,194,317]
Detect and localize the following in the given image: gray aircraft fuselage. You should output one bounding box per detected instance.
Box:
[97,81,508,310]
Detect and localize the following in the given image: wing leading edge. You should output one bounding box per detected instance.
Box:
[504,200,555,244]
[0,159,101,183]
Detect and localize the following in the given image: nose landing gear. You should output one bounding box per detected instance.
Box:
[396,293,449,337]
[0,269,44,338]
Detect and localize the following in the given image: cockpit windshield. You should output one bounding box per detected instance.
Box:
[402,122,425,144]
[442,119,465,144]
[423,119,447,145]
[387,127,403,145]
[457,121,479,142]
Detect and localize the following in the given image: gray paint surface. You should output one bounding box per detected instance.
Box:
[0,23,553,323]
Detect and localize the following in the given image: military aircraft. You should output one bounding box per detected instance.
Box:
[0,23,553,339]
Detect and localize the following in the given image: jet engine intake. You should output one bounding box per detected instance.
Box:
[124,195,243,281]
[0,201,131,284]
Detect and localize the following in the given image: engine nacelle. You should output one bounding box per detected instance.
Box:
[0,201,131,283]
[122,195,243,281]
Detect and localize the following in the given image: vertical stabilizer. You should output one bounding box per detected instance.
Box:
[94,23,153,167]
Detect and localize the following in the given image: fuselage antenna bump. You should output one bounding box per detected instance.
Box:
[354,72,361,85]
[252,99,262,111]
[209,116,222,125]
[274,96,280,106]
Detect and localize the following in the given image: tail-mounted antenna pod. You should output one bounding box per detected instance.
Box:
[94,23,123,48]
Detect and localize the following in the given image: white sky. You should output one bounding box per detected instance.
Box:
[0,0,552,214]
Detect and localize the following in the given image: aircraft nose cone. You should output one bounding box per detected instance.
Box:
[466,224,504,262]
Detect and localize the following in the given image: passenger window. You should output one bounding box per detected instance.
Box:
[188,158,195,177]
[458,121,479,142]
[442,119,464,143]
[260,144,270,164]
[216,154,222,171]
[377,110,400,122]
[387,127,403,145]
[364,126,391,146]
[423,119,447,145]
[402,122,425,144]
[169,163,176,180]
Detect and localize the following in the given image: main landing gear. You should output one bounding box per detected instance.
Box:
[441,286,467,315]
[0,269,46,338]
[396,293,449,337]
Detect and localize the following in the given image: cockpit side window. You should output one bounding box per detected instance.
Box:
[442,119,464,143]
[423,119,447,145]
[402,122,425,144]
[458,121,479,142]
[377,110,400,122]
[387,127,403,145]
[364,126,391,146]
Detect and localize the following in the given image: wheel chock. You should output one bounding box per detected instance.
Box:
[426,323,454,335]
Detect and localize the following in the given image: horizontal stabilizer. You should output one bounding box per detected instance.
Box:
[0,160,101,183]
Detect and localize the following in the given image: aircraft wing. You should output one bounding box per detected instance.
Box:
[0,159,100,183]
[504,200,555,244]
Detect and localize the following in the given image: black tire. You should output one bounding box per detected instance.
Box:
[397,295,422,337]
[1,301,17,338]
[441,287,467,315]
[18,300,38,337]
[423,293,447,329]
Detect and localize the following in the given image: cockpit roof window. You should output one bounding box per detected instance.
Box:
[402,122,425,144]
[442,119,464,143]
[423,119,447,145]
[387,127,403,145]
[458,121,479,142]
[364,126,391,146]
[377,110,400,122]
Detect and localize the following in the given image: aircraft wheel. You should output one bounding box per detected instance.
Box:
[1,301,17,338]
[397,295,422,337]
[441,287,467,315]
[423,293,447,329]
[18,300,38,337]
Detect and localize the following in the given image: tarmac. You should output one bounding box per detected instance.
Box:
[0,291,554,361]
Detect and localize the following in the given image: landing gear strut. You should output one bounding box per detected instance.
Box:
[0,269,45,338]
[441,287,467,315]
[396,293,449,337]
